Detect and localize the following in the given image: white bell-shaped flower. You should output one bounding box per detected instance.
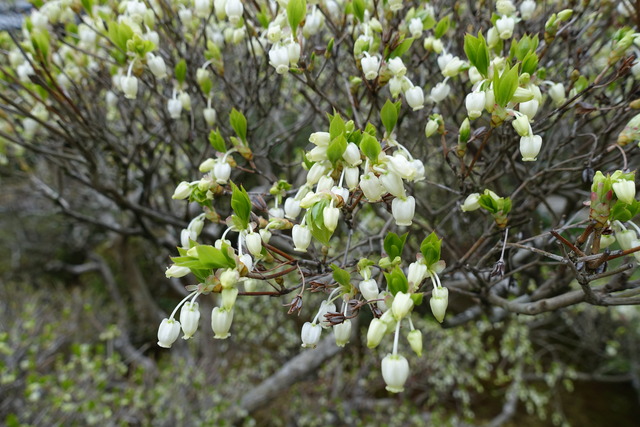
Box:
[172,181,191,199]
[392,196,415,226]
[334,319,351,347]
[317,175,334,192]
[147,53,167,79]
[381,172,406,199]
[331,186,350,203]
[496,0,516,15]
[345,167,360,190]
[284,197,301,219]
[389,75,403,98]
[465,92,486,120]
[360,172,385,201]
[549,83,566,106]
[408,18,423,38]
[246,232,263,257]
[214,160,231,184]
[269,44,290,74]
[318,300,337,329]
[220,268,240,289]
[194,0,212,18]
[225,0,243,24]
[292,224,312,252]
[157,318,181,348]
[519,99,539,120]
[343,142,362,166]
[166,264,190,278]
[430,82,450,103]
[512,114,531,137]
[430,286,449,323]
[211,307,234,339]
[387,57,406,76]
[495,15,515,40]
[301,322,322,348]
[387,153,417,181]
[204,108,217,126]
[121,76,138,99]
[407,262,427,289]
[309,132,331,146]
[359,279,379,301]
[180,301,200,339]
[405,86,425,111]
[361,53,380,80]
[366,318,386,348]
[519,134,543,161]
[221,287,239,310]
[168,98,183,119]
[381,353,410,393]
[520,0,536,20]
[306,162,328,185]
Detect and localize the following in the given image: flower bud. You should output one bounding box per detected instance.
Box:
[392,291,414,320]
[211,307,234,339]
[199,158,216,173]
[519,134,543,161]
[309,132,330,146]
[204,108,217,125]
[549,83,566,106]
[366,318,386,348]
[425,119,439,137]
[333,319,351,347]
[613,180,636,204]
[430,286,449,323]
[512,115,531,137]
[220,268,239,289]
[496,0,516,15]
[461,193,481,212]
[407,262,427,289]
[180,301,200,339]
[260,229,272,244]
[345,167,360,190]
[292,224,312,252]
[389,76,403,98]
[157,318,181,348]
[180,93,193,111]
[166,264,191,278]
[301,322,322,348]
[172,181,192,199]
[306,162,328,185]
[343,142,362,166]
[323,205,340,232]
[407,329,422,357]
[221,287,239,310]
[381,353,410,393]
[392,196,415,227]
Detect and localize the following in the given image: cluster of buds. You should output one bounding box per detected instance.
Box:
[589,170,638,228]
[462,189,512,228]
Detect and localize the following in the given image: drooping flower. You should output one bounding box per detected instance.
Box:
[157,318,181,348]
[381,353,410,393]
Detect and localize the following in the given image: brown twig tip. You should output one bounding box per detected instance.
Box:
[550,230,586,257]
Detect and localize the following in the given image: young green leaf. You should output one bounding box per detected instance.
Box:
[229,108,247,143]
[389,37,414,59]
[326,134,348,166]
[352,0,365,22]
[305,199,334,245]
[380,99,398,135]
[287,0,307,38]
[230,182,252,229]
[359,133,381,162]
[329,113,346,140]
[196,245,236,269]
[331,264,352,288]
[493,64,519,107]
[174,59,187,85]
[384,266,409,296]
[420,232,442,268]
[208,129,226,153]
[383,232,408,261]
[434,16,450,39]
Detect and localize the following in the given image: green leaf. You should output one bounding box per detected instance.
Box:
[305,199,334,245]
[383,232,408,261]
[434,16,450,39]
[107,21,133,52]
[326,134,347,166]
[287,0,307,38]
[380,99,399,135]
[229,108,247,143]
[81,0,93,15]
[359,133,381,162]
[230,182,252,229]
[410,293,424,306]
[493,64,519,107]
[389,37,414,59]
[196,245,236,269]
[352,0,365,22]
[331,264,352,287]
[174,59,187,84]
[384,267,409,296]
[256,11,269,28]
[479,195,498,213]
[208,129,226,152]
[329,113,345,140]
[521,51,539,75]
[475,34,490,77]
[420,232,442,268]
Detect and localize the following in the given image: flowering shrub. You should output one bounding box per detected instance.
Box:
[1,0,640,397]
